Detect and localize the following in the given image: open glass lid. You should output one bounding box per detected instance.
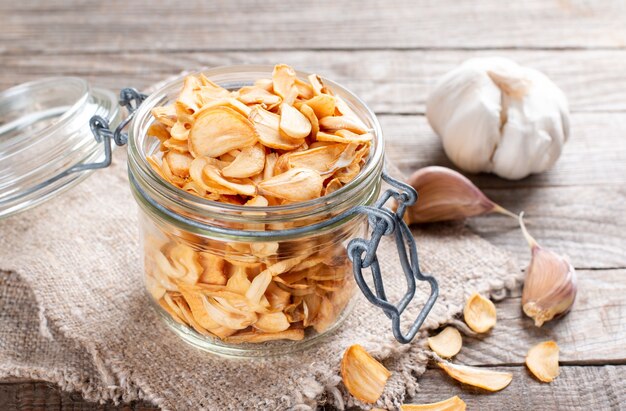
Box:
[0,77,122,218]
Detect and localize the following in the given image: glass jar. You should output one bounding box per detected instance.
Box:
[1,66,438,357]
[126,66,385,356]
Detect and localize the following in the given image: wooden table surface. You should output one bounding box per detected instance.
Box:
[1,1,625,409]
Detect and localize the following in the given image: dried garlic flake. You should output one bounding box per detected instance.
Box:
[401,395,467,411]
[463,292,497,333]
[525,340,560,383]
[427,326,462,358]
[437,360,512,392]
[341,344,391,404]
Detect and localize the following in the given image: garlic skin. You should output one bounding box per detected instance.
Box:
[519,214,577,327]
[426,57,570,180]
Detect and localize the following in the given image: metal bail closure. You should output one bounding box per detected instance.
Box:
[347,172,439,344]
[76,88,147,173]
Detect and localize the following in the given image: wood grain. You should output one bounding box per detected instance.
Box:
[468,186,626,269]
[2,0,626,54]
[0,381,156,410]
[453,270,626,366]
[382,114,626,188]
[2,49,626,114]
[4,365,625,410]
[413,365,625,410]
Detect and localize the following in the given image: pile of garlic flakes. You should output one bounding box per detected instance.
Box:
[147,64,372,205]
[143,64,373,343]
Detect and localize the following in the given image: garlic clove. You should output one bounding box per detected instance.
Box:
[463,292,497,333]
[428,326,463,358]
[519,213,577,327]
[436,360,512,392]
[341,344,391,404]
[525,340,560,383]
[401,396,466,411]
[398,166,517,224]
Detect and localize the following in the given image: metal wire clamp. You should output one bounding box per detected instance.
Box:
[78,88,147,173]
[86,88,438,344]
[347,173,438,343]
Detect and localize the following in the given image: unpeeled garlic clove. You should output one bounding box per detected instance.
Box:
[525,340,560,383]
[519,213,577,327]
[428,326,463,358]
[463,292,497,333]
[436,360,512,392]
[426,57,569,180]
[341,344,391,404]
[401,396,467,411]
[399,166,517,224]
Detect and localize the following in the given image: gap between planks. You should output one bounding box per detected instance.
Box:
[3,0,626,52]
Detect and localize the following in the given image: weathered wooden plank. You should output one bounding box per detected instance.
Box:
[412,365,625,410]
[2,49,626,113]
[0,381,156,410]
[3,365,625,410]
[452,270,626,366]
[467,186,626,269]
[381,114,626,188]
[2,1,626,54]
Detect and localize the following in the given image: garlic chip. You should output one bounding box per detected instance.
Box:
[316,130,373,144]
[298,103,319,139]
[341,344,391,404]
[249,106,302,150]
[203,165,257,196]
[151,105,176,127]
[272,63,298,105]
[294,77,315,99]
[254,311,291,333]
[279,102,312,139]
[189,106,258,158]
[319,115,368,134]
[165,151,193,178]
[198,252,227,285]
[525,340,560,383]
[427,326,462,358]
[308,73,328,95]
[287,144,349,174]
[237,85,281,107]
[221,143,266,178]
[305,94,336,119]
[463,292,497,333]
[401,396,467,411]
[258,168,324,202]
[175,75,202,116]
[436,360,512,392]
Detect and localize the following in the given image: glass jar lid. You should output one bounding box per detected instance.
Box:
[0,77,122,218]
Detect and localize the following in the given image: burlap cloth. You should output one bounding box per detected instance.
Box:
[0,147,521,410]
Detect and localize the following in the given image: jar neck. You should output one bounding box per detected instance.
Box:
[127,66,385,237]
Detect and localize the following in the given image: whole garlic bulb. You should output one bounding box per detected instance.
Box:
[426,57,570,180]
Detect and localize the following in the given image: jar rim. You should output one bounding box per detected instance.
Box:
[0,77,89,153]
[127,65,384,230]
